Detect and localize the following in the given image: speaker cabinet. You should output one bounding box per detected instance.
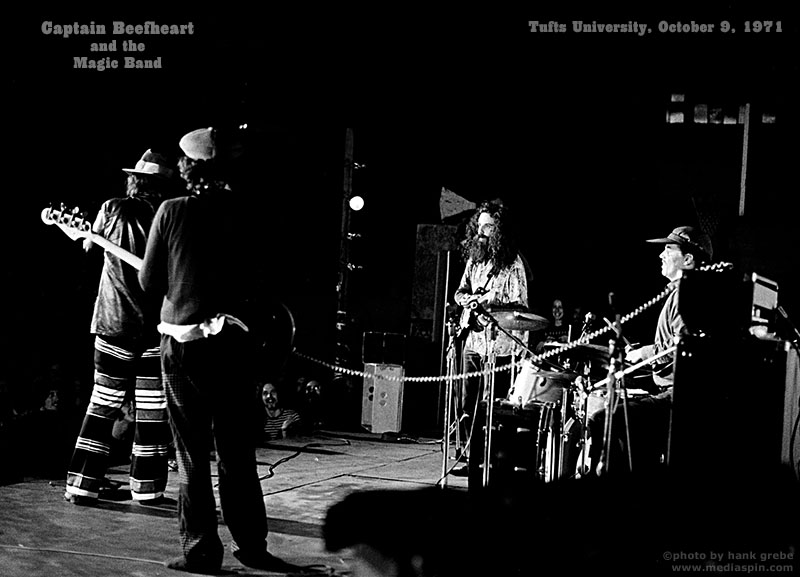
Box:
[362,363,404,434]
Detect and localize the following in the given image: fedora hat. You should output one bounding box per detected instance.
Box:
[646,225,713,262]
[123,149,174,178]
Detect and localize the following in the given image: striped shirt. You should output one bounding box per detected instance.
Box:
[263,409,301,441]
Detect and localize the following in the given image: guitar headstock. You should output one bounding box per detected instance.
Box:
[41,204,92,242]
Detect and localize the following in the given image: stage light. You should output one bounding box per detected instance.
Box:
[349,195,365,211]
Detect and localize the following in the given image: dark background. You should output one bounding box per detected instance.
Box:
[5,7,799,437]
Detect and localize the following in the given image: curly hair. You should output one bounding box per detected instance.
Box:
[459,201,519,270]
[125,173,173,211]
[178,155,232,196]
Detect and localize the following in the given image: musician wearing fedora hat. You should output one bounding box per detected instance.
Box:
[587,225,713,477]
[139,127,294,573]
[65,149,177,506]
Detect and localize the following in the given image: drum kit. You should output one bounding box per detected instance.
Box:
[500,340,619,483]
[441,305,657,487]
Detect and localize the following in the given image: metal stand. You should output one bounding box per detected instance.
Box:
[555,386,571,479]
[440,321,461,487]
[481,324,498,488]
[596,318,632,476]
[576,371,596,478]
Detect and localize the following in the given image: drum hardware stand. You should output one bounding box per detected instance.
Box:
[481,322,498,488]
[440,319,462,486]
[575,368,595,478]
[591,346,680,475]
[596,314,633,476]
[539,401,559,482]
[554,387,568,479]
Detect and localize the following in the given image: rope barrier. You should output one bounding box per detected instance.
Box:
[295,262,734,384]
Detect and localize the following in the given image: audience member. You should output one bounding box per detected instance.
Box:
[260,381,303,442]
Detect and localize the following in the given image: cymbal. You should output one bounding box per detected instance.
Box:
[490,309,550,331]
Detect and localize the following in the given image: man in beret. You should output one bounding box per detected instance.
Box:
[587,226,714,477]
[139,127,291,573]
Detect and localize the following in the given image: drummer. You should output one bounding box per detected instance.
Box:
[453,200,529,460]
[586,225,714,477]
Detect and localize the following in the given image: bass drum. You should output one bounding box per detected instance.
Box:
[507,359,574,406]
[468,400,561,489]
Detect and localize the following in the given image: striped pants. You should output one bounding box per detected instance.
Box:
[66,335,171,500]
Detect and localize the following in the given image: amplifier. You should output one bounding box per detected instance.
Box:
[670,335,790,478]
[362,363,404,434]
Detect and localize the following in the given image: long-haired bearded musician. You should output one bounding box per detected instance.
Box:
[453,201,529,465]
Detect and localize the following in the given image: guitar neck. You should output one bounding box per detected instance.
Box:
[42,206,143,271]
[90,233,143,270]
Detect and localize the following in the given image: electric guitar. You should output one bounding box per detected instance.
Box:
[457,287,495,339]
[41,203,296,375]
[456,265,498,339]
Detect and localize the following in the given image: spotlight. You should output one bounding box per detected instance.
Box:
[349,195,365,211]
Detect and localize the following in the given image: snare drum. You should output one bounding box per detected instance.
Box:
[506,360,573,406]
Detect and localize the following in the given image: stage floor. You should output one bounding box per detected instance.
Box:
[0,430,466,576]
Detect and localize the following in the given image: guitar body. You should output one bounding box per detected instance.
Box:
[458,305,487,340]
[457,287,492,340]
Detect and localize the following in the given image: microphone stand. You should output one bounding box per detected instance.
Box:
[481,322,498,488]
[440,319,461,486]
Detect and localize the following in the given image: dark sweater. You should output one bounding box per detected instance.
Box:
[139,192,255,326]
